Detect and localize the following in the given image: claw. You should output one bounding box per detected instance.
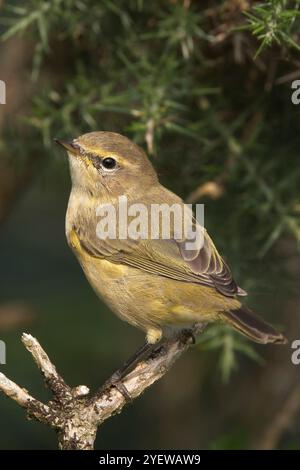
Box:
[102,372,132,402]
[113,381,132,402]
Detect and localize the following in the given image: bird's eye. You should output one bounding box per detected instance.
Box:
[101,157,117,170]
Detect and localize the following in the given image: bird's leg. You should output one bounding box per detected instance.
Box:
[102,341,162,401]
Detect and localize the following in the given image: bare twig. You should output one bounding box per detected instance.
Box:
[256,380,300,450]
[0,325,206,450]
[0,372,48,413]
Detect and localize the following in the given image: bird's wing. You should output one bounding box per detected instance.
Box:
[74,218,246,298]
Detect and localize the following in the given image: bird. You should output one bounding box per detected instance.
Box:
[55,131,286,352]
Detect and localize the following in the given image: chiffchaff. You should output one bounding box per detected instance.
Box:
[55,132,286,346]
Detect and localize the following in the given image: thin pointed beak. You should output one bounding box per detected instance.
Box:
[54,138,80,155]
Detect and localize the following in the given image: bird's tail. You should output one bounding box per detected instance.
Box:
[222,306,287,344]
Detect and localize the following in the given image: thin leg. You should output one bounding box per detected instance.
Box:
[102,341,161,400]
[115,341,155,378]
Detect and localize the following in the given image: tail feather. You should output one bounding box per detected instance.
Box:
[223,307,287,345]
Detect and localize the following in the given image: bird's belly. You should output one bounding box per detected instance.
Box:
[79,257,238,332]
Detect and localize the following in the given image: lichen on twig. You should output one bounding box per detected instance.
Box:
[0,325,206,450]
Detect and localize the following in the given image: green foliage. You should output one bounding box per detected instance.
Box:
[242,0,300,56]
[197,325,263,383]
[1,0,300,381]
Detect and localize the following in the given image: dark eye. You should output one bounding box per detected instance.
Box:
[102,157,117,170]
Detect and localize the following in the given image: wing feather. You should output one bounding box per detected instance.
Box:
[76,223,245,298]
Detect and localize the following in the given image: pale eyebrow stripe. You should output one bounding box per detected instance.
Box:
[79,147,129,165]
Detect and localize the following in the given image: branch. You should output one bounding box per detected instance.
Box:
[0,325,206,450]
[255,380,300,449]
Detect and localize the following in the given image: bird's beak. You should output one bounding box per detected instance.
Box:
[54,138,81,156]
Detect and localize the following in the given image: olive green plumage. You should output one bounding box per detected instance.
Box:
[56,132,286,345]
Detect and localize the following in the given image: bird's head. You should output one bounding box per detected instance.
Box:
[55,131,158,197]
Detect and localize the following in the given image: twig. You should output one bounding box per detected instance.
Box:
[256,380,300,449]
[0,325,206,450]
[0,373,50,416]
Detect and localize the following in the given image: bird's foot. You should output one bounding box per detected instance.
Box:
[100,341,160,402]
[179,328,196,345]
[102,371,132,402]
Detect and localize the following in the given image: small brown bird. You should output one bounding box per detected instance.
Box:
[55,132,286,348]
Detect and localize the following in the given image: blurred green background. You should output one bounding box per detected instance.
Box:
[0,0,300,449]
